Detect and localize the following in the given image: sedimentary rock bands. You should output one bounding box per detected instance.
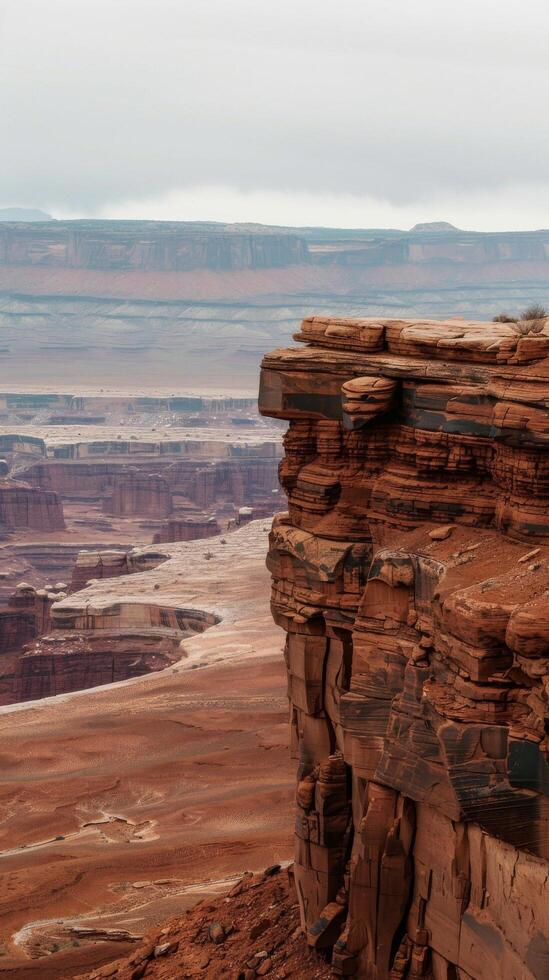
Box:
[259,315,549,979]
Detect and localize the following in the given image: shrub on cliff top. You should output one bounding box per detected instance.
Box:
[520,303,548,321]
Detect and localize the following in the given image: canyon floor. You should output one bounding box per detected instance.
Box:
[0,523,293,979]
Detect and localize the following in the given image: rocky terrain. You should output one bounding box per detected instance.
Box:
[78,866,331,980]
[0,312,547,980]
[3,220,549,390]
[0,522,294,979]
[255,314,549,978]
[0,397,282,702]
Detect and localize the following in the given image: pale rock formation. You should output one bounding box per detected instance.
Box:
[152,516,220,544]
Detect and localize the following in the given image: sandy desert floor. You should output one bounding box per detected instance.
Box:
[0,523,293,979]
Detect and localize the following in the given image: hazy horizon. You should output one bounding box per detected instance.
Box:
[3,207,549,237]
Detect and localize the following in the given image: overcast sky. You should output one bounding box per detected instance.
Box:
[2,0,549,230]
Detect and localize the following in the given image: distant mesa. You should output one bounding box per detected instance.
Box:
[0,206,54,222]
[410,220,459,233]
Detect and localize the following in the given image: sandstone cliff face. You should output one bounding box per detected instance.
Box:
[0,220,309,271]
[259,316,549,979]
[165,456,280,509]
[0,477,65,531]
[69,547,167,592]
[20,451,281,519]
[0,582,64,654]
[152,516,220,544]
[103,471,173,518]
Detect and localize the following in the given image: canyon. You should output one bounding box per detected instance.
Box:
[0,522,294,978]
[0,376,291,979]
[0,396,282,703]
[0,312,547,980]
[4,220,549,392]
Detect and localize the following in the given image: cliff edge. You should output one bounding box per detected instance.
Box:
[258,315,549,978]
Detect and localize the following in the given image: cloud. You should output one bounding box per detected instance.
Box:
[54,181,549,232]
[2,0,549,227]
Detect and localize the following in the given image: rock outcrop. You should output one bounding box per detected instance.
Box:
[20,448,281,530]
[0,476,65,531]
[259,316,549,978]
[0,581,66,654]
[103,471,173,518]
[69,547,167,592]
[152,516,220,544]
[11,532,226,701]
[0,220,309,271]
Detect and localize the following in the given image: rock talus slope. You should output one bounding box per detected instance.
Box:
[259,316,549,979]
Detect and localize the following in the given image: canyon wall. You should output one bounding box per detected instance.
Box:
[0,477,65,531]
[5,221,549,391]
[259,316,549,978]
[152,516,220,544]
[16,451,281,532]
[12,540,219,701]
[166,456,280,509]
[103,471,173,518]
[0,581,65,654]
[0,220,309,271]
[69,546,167,592]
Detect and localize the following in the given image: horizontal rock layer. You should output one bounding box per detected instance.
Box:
[259,316,549,979]
[0,221,309,271]
[0,478,65,531]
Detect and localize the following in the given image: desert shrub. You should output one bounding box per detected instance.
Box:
[493,313,517,323]
[520,304,548,320]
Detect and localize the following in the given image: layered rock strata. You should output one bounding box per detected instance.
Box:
[103,471,172,518]
[0,220,309,271]
[0,476,65,531]
[69,547,168,592]
[20,451,281,521]
[259,316,549,979]
[12,541,219,701]
[152,516,220,544]
[0,581,66,654]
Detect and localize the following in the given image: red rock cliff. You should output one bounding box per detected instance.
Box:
[0,477,65,531]
[259,316,549,978]
[103,471,173,518]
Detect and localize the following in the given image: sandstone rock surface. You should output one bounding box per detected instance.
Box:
[259,316,549,979]
[152,516,220,544]
[103,471,173,518]
[0,475,65,531]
